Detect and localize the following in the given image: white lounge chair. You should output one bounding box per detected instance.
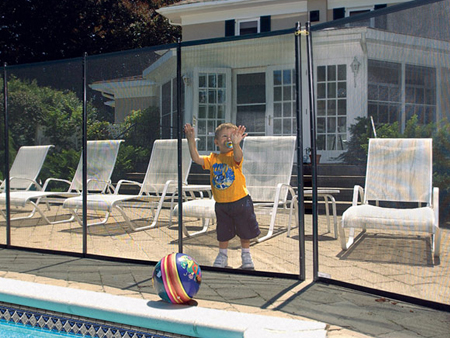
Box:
[175,136,297,242]
[62,139,192,231]
[0,140,123,224]
[288,188,340,239]
[0,145,54,192]
[340,138,441,258]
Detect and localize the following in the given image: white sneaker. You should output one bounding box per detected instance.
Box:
[240,252,254,270]
[213,252,228,268]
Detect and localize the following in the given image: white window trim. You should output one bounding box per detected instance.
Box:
[345,6,373,17]
[235,18,260,36]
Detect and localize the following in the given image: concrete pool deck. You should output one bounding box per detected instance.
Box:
[0,248,449,338]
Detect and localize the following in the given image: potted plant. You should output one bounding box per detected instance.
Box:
[305,147,321,164]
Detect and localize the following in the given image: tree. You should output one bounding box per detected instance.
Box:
[0,0,180,65]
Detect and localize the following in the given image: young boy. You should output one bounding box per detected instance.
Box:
[184,122,260,269]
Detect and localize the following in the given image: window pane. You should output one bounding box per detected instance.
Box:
[273,119,282,135]
[327,65,336,81]
[317,83,326,99]
[283,86,291,100]
[199,74,206,87]
[199,106,206,118]
[317,117,326,133]
[327,83,336,98]
[218,89,226,103]
[217,105,225,119]
[208,105,216,118]
[283,102,292,117]
[327,100,336,115]
[317,66,326,82]
[274,87,282,101]
[283,119,291,134]
[327,135,336,150]
[208,74,216,87]
[338,65,346,81]
[218,74,226,88]
[338,117,346,133]
[317,100,326,116]
[338,100,346,115]
[283,69,292,84]
[327,117,336,133]
[273,70,282,85]
[274,103,282,117]
[237,73,265,104]
[208,90,216,103]
[338,82,346,98]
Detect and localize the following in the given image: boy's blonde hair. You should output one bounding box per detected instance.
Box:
[215,123,237,139]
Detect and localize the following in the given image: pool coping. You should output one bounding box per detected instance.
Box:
[0,277,327,338]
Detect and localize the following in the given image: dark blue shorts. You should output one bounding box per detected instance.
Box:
[215,195,260,242]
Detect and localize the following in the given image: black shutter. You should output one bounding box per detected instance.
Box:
[260,16,271,32]
[374,4,387,10]
[374,4,387,29]
[333,7,345,20]
[225,20,235,37]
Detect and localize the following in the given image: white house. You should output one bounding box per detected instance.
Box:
[91,0,450,162]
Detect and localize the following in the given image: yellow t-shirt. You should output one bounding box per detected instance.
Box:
[202,151,249,203]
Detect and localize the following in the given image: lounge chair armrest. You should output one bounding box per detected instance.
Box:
[433,187,439,228]
[42,178,72,191]
[9,177,43,191]
[115,179,143,193]
[352,185,364,206]
[86,179,115,193]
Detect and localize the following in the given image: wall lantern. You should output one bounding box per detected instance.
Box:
[350,57,361,88]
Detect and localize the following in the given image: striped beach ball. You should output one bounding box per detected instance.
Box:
[152,253,202,304]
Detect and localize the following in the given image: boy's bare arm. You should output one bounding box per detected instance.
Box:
[231,125,248,163]
[184,123,205,166]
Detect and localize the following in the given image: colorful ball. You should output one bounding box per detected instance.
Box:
[152,253,202,304]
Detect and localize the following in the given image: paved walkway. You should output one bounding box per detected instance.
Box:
[0,248,449,337]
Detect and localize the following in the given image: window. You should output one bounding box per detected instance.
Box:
[225,17,270,37]
[236,72,266,136]
[368,60,436,128]
[368,60,401,125]
[333,4,387,28]
[196,71,229,152]
[272,69,296,136]
[316,65,347,151]
[236,18,259,36]
[405,65,436,124]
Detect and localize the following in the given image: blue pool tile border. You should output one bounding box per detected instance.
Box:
[0,301,193,338]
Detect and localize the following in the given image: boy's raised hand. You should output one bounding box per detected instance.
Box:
[184,123,196,140]
[231,125,248,145]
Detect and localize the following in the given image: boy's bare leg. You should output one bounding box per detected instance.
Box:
[240,239,250,249]
[219,241,229,249]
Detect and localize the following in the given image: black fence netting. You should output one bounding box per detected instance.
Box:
[0,0,449,307]
[311,0,450,305]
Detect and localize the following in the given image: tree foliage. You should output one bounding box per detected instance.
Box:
[0,77,161,184]
[0,0,180,65]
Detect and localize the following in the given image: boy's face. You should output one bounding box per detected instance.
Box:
[214,127,235,153]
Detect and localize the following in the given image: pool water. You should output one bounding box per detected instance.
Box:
[0,321,74,338]
[0,302,193,338]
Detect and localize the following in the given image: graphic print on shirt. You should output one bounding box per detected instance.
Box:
[212,163,235,190]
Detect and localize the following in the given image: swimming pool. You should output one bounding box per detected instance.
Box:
[0,277,327,338]
[0,320,75,338]
[0,301,192,338]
